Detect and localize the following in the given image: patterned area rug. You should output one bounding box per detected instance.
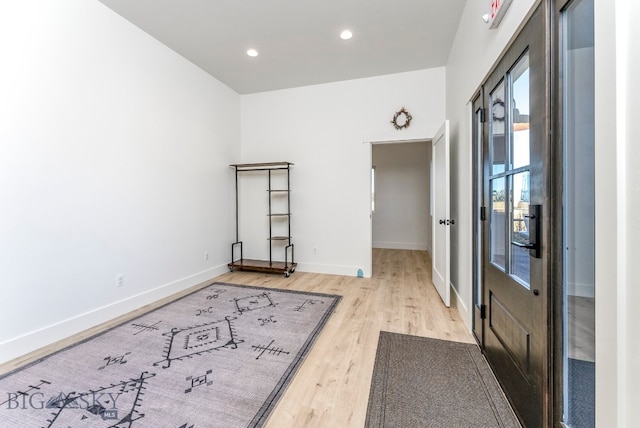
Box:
[365,332,521,428]
[0,282,341,427]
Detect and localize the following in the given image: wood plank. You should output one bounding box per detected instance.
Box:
[230,161,293,169]
[228,258,296,275]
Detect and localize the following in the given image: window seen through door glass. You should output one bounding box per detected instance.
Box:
[490,82,506,175]
[507,52,531,289]
[511,54,530,170]
[488,53,533,289]
[490,177,506,271]
[510,171,531,286]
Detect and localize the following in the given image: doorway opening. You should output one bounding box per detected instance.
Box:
[371,141,432,256]
[370,140,432,280]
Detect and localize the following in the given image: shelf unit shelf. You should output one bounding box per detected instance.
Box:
[228,161,296,277]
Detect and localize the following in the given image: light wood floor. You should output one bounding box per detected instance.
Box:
[0,249,473,427]
[567,295,595,362]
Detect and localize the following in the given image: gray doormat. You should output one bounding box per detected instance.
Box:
[567,358,595,428]
[365,332,521,428]
[0,282,341,427]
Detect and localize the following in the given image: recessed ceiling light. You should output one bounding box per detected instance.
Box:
[247,49,258,57]
[340,30,353,40]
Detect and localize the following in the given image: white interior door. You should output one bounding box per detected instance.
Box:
[432,120,450,307]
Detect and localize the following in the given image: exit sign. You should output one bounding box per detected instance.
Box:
[490,0,513,29]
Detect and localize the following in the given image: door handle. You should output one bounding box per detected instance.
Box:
[512,241,536,250]
[510,204,541,258]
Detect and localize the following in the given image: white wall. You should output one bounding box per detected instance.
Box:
[621,2,640,423]
[445,0,537,327]
[372,142,432,252]
[596,0,640,425]
[240,68,446,277]
[0,0,240,364]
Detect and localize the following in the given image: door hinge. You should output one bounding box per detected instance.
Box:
[480,206,486,221]
[480,108,487,123]
[480,304,487,319]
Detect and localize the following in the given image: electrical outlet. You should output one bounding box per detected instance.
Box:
[204,251,209,261]
[116,274,125,287]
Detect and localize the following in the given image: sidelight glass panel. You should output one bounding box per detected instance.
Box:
[490,177,506,270]
[510,54,530,169]
[510,172,531,286]
[562,0,595,426]
[490,82,506,175]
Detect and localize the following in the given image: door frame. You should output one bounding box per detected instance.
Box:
[471,90,485,346]
[471,2,554,426]
[551,0,565,424]
[363,136,433,278]
[551,0,595,426]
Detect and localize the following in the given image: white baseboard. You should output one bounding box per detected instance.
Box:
[372,241,429,251]
[567,282,595,298]
[450,282,472,332]
[295,262,368,278]
[0,263,230,365]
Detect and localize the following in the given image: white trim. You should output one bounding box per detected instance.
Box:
[567,282,595,299]
[372,241,429,251]
[465,101,475,332]
[362,133,433,146]
[450,281,471,331]
[295,262,367,278]
[0,263,230,365]
[364,141,373,278]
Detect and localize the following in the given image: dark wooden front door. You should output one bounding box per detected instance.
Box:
[477,5,550,427]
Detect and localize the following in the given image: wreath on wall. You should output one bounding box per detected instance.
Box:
[391,107,413,130]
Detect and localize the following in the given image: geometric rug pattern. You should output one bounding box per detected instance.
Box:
[0,282,341,427]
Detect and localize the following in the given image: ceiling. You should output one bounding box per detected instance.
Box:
[97,0,467,94]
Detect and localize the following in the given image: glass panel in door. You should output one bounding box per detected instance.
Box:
[506,52,532,290]
[489,80,507,272]
[490,81,507,175]
[490,177,506,270]
[489,52,533,286]
[510,171,530,286]
[511,56,530,170]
